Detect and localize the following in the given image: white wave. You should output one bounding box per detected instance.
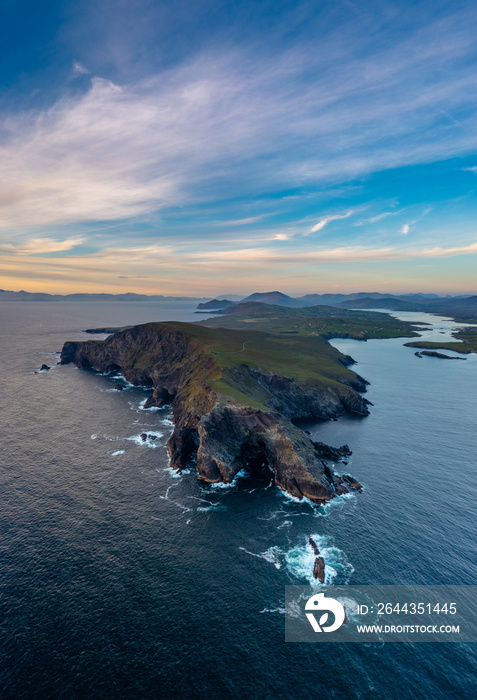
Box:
[277,520,293,529]
[197,503,227,512]
[91,433,124,443]
[312,491,356,517]
[108,374,136,388]
[208,468,248,489]
[277,488,303,504]
[285,533,354,586]
[187,496,215,504]
[111,450,125,456]
[161,466,189,479]
[239,545,283,569]
[126,432,163,447]
[259,600,303,619]
[158,485,193,513]
[257,509,309,522]
[137,398,160,411]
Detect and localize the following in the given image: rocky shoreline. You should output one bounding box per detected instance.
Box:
[61,321,366,505]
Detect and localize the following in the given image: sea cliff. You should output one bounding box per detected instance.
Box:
[61,321,368,504]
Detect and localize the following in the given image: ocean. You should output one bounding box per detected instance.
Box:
[0,301,476,698]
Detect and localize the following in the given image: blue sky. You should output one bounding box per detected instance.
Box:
[1,0,477,295]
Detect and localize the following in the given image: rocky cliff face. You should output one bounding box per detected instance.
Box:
[61,322,366,504]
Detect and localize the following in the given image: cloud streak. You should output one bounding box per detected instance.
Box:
[309,211,353,233]
[0,237,85,255]
[354,209,404,226]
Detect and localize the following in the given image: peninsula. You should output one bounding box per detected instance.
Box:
[61,304,419,504]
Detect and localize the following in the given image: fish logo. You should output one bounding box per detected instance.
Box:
[305,592,345,633]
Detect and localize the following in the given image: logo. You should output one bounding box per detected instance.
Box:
[305,593,346,633]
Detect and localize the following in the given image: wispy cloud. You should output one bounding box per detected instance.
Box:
[72,60,90,76]
[214,216,265,226]
[400,206,432,236]
[0,4,477,232]
[0,237,84,255]
[309,211,353,234]
[355,209,403,226]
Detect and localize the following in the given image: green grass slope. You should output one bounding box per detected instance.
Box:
[200,301,420,339]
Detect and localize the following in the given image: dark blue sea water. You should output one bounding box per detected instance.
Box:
[0,302,476,699]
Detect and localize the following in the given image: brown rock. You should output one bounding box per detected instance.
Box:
[313,556,325,583]
[342,474,363,492]
[309,537,320,556]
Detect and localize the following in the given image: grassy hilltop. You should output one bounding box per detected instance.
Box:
[199,301,420,339]
[196,302,421,407]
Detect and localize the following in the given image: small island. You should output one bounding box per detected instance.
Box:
[61,303,419,505]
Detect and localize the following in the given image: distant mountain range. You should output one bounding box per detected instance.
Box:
[1,288,476,321]
[0,290,208,302]
[198,291,477,322]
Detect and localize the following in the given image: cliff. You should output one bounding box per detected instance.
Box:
[61,321,369,504]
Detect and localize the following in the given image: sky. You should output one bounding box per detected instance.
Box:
[1,0,477,296]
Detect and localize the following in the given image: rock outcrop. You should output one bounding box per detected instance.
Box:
[313,556,325,583]
[61,321,368,505]
[312,441,352,461]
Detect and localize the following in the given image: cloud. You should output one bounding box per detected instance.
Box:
[309,211,353,234]
[72,60,90,75]
[0,237,84,255]
[354,209,403,226]
[400,206,432,235]
[1,4,477,232]
[215,216,265,226]
[2,236,477,297]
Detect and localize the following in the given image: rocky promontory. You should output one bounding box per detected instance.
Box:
[61,320,370,504]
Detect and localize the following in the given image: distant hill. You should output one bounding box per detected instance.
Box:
[337,297,422,311]
[238,291,304,307]
[197,299,236,310]
[337,294,477,321]
[1,287,476,321]
[297,292,397,306]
